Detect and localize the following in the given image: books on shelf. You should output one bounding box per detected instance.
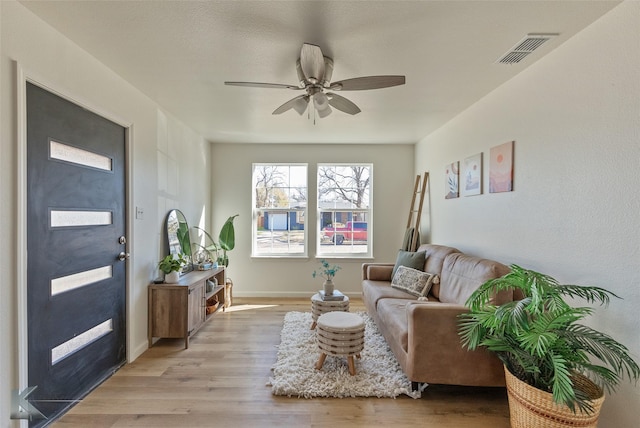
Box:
[319,289,345,301]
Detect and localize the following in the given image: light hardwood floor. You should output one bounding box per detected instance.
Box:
[54,298,510,427]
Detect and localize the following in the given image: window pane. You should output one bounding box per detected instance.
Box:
[50,140,113,171]
[319,211,369,254]
[318,165,370,209]
[317,163,372,258]
[253,163,307,257]
[51,319,113,365]
[255,211,305,254]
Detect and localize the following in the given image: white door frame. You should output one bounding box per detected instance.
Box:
[15,61,134,421]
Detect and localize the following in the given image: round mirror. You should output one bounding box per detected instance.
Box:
[165,209,193,274]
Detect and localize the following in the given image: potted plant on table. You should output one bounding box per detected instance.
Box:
[158,253,187,283]
[312,259,341,296]
[458,265,639,427]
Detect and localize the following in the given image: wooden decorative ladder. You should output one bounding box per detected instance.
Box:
[404,172,429,252]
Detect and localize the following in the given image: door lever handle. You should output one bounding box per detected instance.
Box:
[118,252,130,261]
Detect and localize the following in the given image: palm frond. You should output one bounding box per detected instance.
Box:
[563,324,640,382]
[555,284,619,306]
[550,352,576,411]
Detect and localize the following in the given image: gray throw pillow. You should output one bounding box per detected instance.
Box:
[391,250,426,279]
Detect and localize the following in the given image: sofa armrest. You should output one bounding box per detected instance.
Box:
[405,301,505,386]
[406,301,467,344]
[362,263,394,281]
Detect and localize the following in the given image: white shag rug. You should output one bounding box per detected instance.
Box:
[267,311,421,399]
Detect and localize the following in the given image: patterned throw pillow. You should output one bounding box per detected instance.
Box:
[391,266,437,297]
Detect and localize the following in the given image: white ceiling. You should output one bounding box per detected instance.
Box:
[21,1,619,144]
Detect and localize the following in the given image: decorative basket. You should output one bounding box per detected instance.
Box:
[206,295,220,315]
[504,366,604,428]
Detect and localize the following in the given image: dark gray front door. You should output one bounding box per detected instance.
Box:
[26,82,127,425]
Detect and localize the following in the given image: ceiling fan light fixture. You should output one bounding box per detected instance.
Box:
[293,96,309,115]
[313,92,330,112]
[317,105,332,118]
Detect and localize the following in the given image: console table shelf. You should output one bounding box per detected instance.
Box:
[148,267,225,349]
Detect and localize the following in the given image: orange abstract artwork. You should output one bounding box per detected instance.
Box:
[489,141,514,193]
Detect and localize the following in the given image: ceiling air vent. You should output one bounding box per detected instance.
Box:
[497,33,558,65]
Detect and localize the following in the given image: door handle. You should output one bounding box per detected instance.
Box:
[118,252,130,261]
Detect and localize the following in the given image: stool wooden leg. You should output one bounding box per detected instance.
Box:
[315,353,327,370]
[310,321,316,330]
[347,356,356,376]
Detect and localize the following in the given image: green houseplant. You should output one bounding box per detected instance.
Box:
[193,214,238,268]
[459,265,639,425]
[312,259,341,296]
[158,253,187,283]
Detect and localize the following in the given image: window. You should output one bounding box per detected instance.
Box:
[252,164,307,257]
[317,164,372,258]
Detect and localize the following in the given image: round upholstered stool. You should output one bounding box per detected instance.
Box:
[315,311,365,376]
[310,292,350,330]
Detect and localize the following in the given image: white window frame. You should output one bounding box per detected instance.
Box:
[316,163,373,259]
[251,163,308,258]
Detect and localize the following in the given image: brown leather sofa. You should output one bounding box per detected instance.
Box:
[362,244,519,387]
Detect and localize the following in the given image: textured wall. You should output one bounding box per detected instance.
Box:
[415,2,640,426]
[0,3,210,425]
[210,143,414,297]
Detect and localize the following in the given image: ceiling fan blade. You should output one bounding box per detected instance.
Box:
[327,93,361,115]
[329,75,406,91]
[300,43,325,83]
[272,95,309,115]
[225,81,300,90]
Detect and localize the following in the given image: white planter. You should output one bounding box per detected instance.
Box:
[165,271,180,283]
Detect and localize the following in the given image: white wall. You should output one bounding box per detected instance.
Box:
[210,143,414,297]
[415,2,640,426]
[0,2,210,425]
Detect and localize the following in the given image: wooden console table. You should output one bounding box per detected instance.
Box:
[148,267,225,349]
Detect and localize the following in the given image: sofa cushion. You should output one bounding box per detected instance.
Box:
[439,253,511,305]
[391,266,437,297]
[376,298,413,352]
[391,250,426,279]
[362,280,419,309]
[416,244,461,299]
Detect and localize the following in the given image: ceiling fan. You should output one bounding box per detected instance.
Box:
[225,43,405,119]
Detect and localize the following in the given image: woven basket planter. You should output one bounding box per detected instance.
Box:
[504,366,604,428]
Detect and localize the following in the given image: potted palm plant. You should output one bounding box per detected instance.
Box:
[459,265,639,428]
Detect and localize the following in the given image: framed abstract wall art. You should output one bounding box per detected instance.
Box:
[445,161,459,199]
[489,141,514,193]
[461,153,482,197]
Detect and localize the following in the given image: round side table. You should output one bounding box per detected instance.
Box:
[310,292,350,330]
